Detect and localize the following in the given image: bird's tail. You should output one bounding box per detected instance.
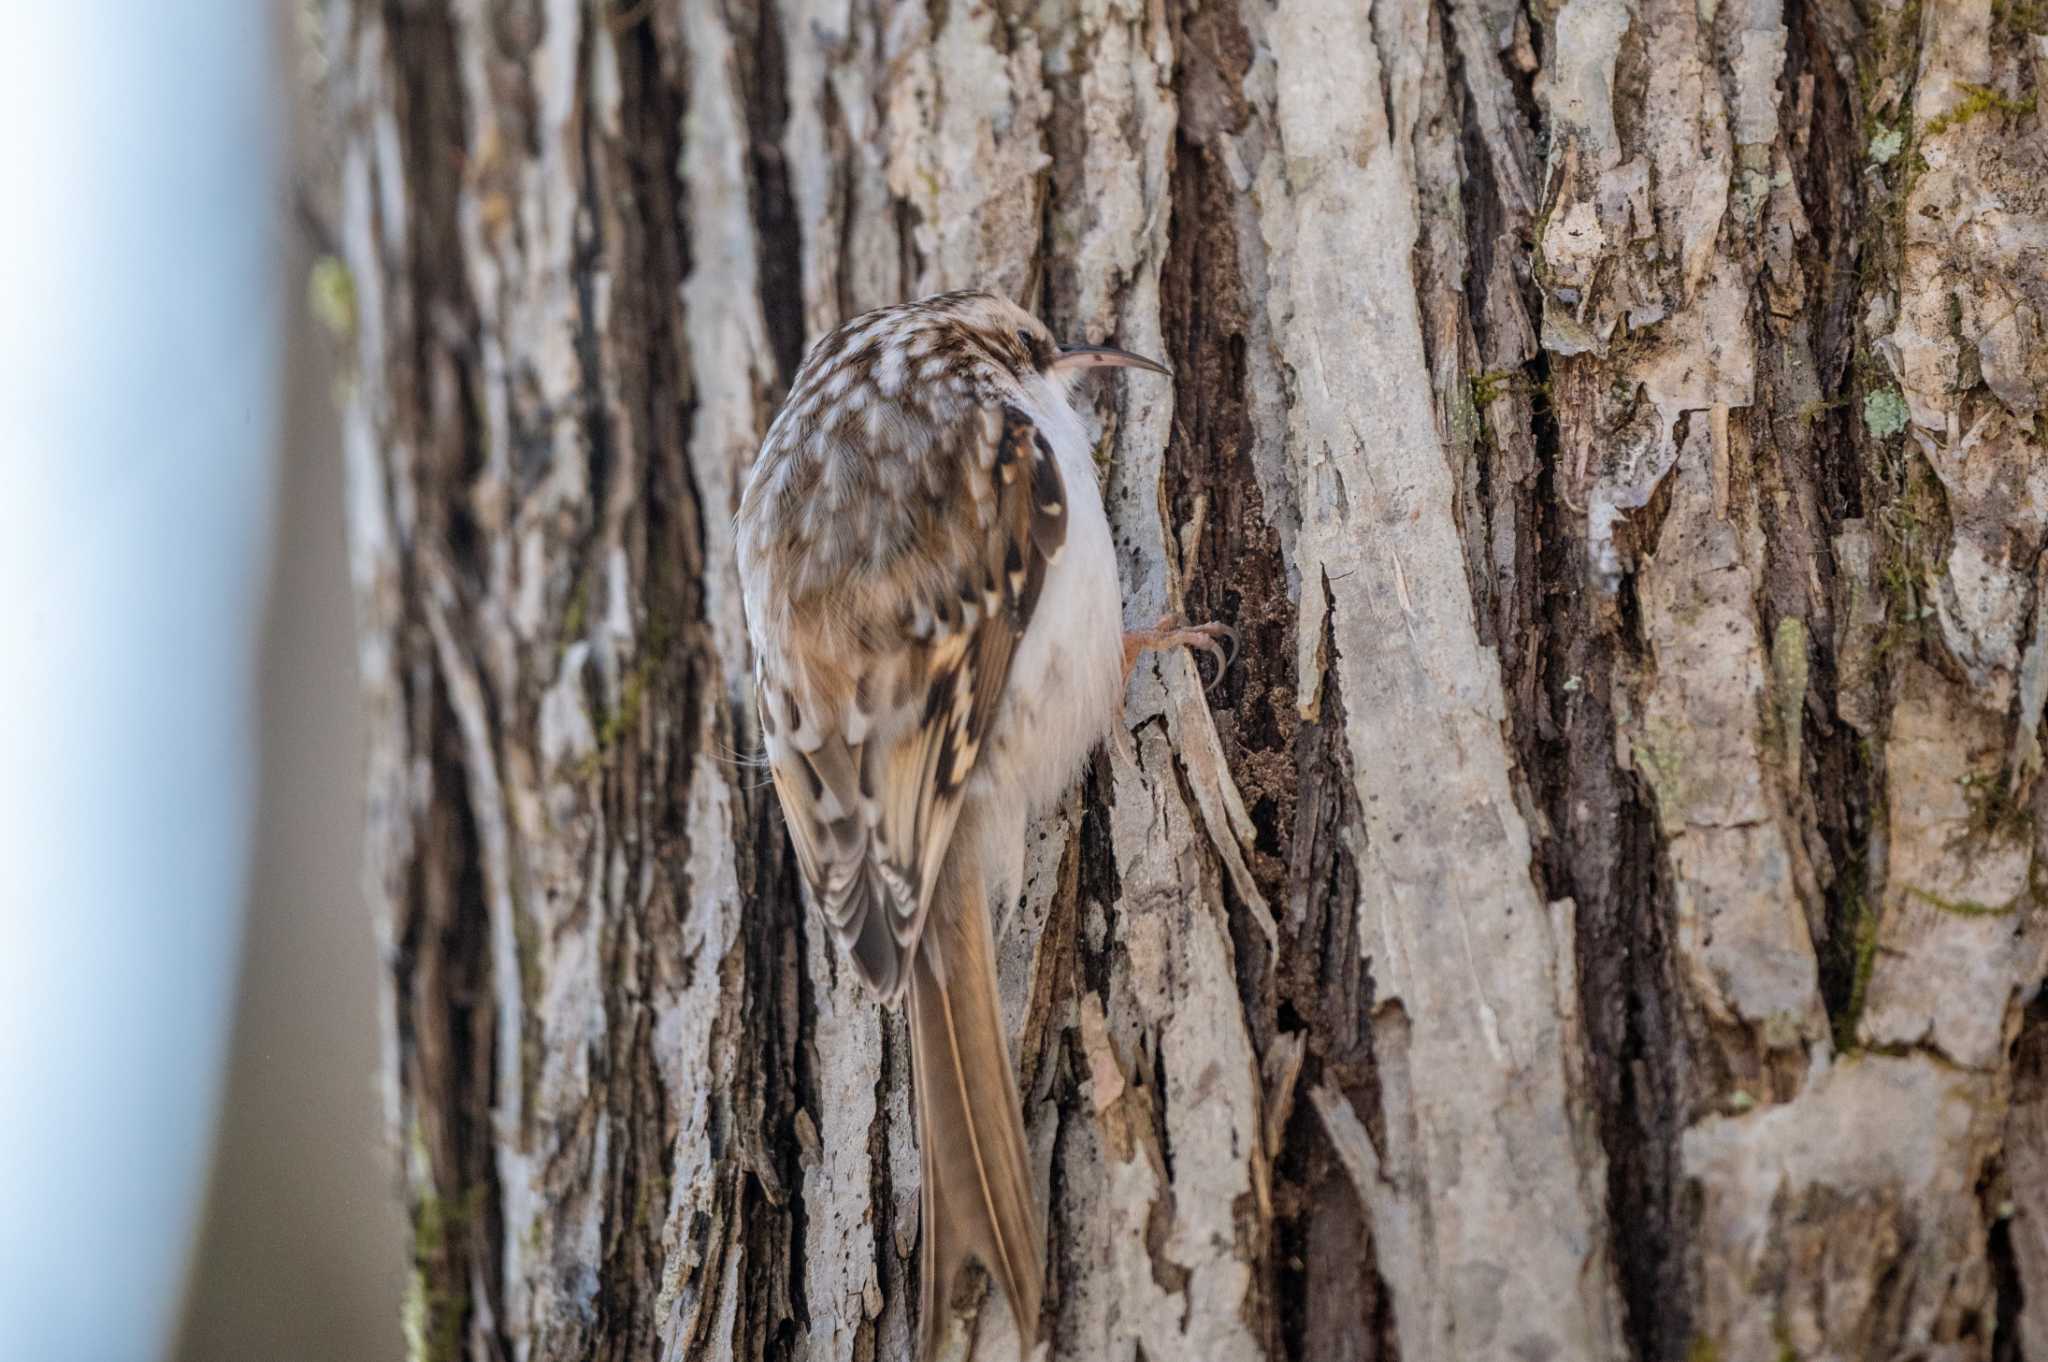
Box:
[906,837,1043,1359]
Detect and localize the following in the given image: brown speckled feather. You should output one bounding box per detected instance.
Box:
[751,398,1062,1001]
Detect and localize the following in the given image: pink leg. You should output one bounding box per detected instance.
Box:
[1122,614,1238,690]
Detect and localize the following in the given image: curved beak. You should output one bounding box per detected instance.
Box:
[1049,343,1169,376]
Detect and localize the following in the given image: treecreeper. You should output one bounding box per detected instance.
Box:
[735,290,1232,1357]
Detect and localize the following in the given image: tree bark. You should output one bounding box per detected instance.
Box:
[328,0,2048,1359]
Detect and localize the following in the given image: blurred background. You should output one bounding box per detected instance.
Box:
[0,4,402,1359]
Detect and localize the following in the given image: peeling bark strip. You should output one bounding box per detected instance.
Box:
[331,0,2048,1360]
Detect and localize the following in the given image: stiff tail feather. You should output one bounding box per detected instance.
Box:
[906,843,1043,1359]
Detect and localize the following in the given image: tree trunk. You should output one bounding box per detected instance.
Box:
[327,0,2048,1358]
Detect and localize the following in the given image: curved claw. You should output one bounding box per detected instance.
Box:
[1123,616,1239,691]
[1186,622,1238,688]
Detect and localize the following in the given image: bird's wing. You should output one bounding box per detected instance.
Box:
[757,401,1067,1000]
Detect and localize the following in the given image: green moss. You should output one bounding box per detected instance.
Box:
[1905,885,2015,918]
[512,903,542,1101]
[1922,82,2037,138]
[1470,368,1516,408]
[1865,447,1951,667]
[405,1188,480,1362]
[1468,367,1550,415]
[1963,771,2035,841]
[1688,1338,1723,1362]
[307,255,355,340]
[1770,618,1809,769]
[637,1169,673,1232]
[1851,0,1926,389]
[1873,561,1914,640]
[1881,460,1947,552]
[560,572,590,649]
[1466,366,1553,444]
[1994,0,2048,34]
[1833,891,1882,1052]
[570,662,647,782]
[400,1271,432,1362]
[597,664,647,751]
[1632,726,1691,834]
[1855,0,1923,119]
[570,612,679,780]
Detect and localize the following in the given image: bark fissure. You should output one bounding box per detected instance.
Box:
[407,686,510,1362]
[1273,608,1392,1362]
[1534,364,1692,1362]
[373,0,511,1354]
[736,0,805,387]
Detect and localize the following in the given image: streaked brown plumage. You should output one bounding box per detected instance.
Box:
[735,290,1229,1356]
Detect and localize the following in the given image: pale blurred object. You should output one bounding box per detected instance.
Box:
[173,228,405,1362]
[0,3,282,1360]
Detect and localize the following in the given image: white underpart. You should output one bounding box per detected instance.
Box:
[970,369,1125,909]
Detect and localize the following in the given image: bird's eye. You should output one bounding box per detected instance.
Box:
[1016,328,1046,366]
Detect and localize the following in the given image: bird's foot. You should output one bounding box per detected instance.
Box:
[1122,614,1237,691]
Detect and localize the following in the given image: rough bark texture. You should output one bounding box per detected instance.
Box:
[328,0,2048,1359]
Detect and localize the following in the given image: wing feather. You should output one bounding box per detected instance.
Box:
[760,403,1064,1000]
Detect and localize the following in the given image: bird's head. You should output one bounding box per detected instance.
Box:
[917,290,1169,392]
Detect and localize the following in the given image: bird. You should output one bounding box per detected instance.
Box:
[735,289,1233,1358]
